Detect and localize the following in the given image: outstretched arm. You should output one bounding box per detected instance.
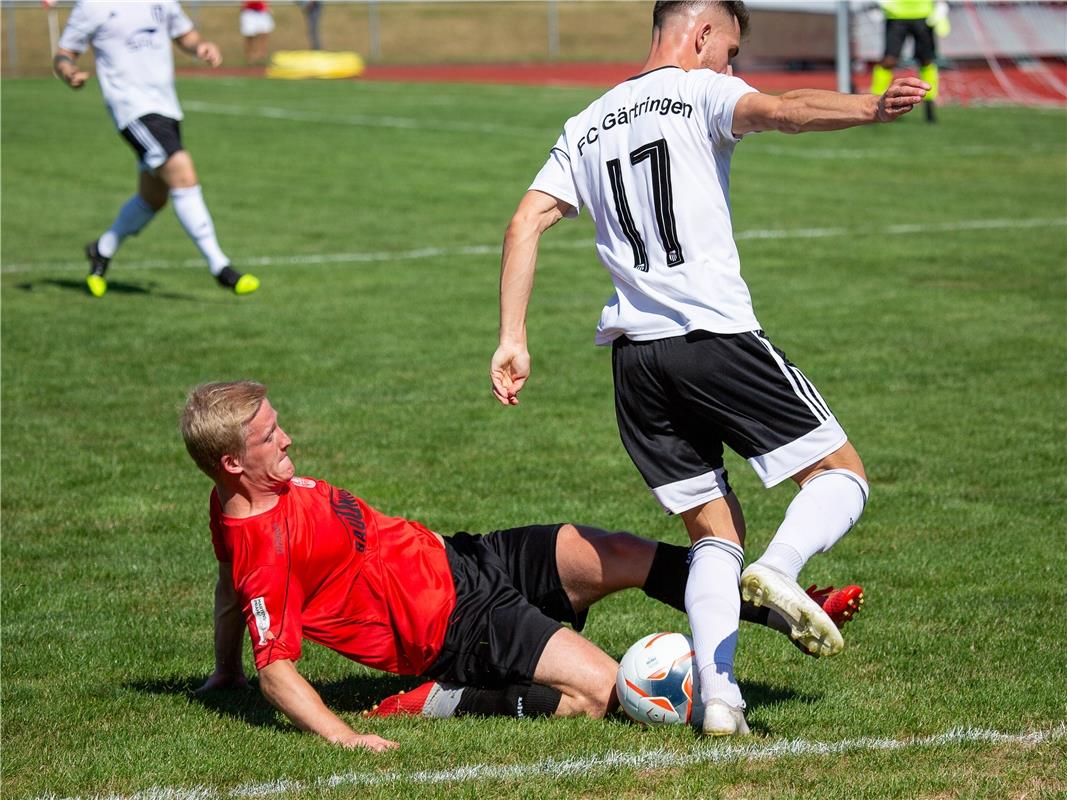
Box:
[491,190,573,406]
[52,48,90,89]
[175,30,222,67]
[196,562,248,693]
[258,659,398,752]
[732,77,930,136]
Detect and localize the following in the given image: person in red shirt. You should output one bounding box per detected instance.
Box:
[240,1,273,65]
[181,380,863,751]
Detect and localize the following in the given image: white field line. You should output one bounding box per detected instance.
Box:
[180,100,545,138]
[3,217,1064,277]
[182,100,1064,157]
[32,724,1067,800]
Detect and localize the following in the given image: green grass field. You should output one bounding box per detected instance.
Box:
[2,75,1065,799]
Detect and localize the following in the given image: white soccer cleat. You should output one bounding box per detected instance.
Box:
[741,563,845,657]
[700,698,750,736]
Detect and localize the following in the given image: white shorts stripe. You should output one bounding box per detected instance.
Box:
[788,364,832,419]
[751,332,827,423]
[126,119,167,169]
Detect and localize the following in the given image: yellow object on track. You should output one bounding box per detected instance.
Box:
[267,51,365,80]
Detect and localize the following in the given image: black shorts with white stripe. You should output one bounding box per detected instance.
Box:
[120,114,184,171]
[884,18,936,64]
[611,329,848,513]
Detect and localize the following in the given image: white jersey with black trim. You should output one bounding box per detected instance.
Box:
[530,66,761,345]
[59,0,194,131]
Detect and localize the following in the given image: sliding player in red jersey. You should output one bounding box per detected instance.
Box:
[181,380,862,751]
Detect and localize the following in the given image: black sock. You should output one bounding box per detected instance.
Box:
[216,265,240,288]
[739,602,771,626]
[642,542,689,613]
[454,683,562,718]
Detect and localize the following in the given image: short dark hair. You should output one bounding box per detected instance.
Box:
[652,1,750,38]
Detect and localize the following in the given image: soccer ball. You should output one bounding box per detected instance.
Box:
[616,632,699,726]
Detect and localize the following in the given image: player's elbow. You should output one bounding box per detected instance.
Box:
[256,659,292,701]
[505,210,542,247]
[505,211,534,238]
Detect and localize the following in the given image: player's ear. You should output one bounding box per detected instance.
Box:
[695,22,712,54]
[220,452,243,476]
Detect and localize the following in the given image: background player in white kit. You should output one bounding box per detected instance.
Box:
[490,0,928,735]
[53,1,259,298]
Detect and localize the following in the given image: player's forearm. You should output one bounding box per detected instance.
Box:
[770,89,881,133]
[174,31,201,56]
[259,660,359,744]
[498,226,538,347]
[212,577,245,673]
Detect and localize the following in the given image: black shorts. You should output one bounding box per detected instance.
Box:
[119,114,184,171]
[884,18,936,64]
[612,330,847,513]
[424,524,586,688]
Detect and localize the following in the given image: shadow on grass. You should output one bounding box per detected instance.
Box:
[15,277,219,303]
[127,675,814,735]
[741,680,821,735]
[127,672,417,729]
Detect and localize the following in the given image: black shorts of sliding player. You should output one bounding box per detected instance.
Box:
[611,329,847,512]
[120,114,184,171]
[425,524,587,688]
[884,18,936,63]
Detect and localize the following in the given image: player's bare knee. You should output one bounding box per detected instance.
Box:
[160,151,198,188]
[594,528,649,567]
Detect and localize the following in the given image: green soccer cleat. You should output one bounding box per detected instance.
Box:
[86,273,107,298]
[84,242,110,297]
[234,273,260,295]
[741,563,844,657]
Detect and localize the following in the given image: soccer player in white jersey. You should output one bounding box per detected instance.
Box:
[53,1,259,297]
[490,0,928,736]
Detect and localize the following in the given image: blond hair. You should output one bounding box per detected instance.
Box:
[180,381,267,478]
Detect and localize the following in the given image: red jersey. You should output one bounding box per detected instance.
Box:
[210,477,456,675]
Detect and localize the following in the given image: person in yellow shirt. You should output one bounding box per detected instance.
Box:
[871,0,944,122]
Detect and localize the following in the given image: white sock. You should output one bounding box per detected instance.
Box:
[97,195,157,258]
[169,185,230,274]
[756,469,869,580]
[686,537,744,708]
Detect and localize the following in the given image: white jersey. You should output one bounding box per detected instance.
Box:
[530,66,761,345]
[59,0,194,131]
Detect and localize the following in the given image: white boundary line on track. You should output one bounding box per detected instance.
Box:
[32,724,1067,800]
[3,217,1064,276]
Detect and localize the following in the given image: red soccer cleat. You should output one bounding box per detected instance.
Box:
[363,680,438,718]
[806,584,864,628]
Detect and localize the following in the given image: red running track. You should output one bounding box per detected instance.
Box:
[180,61,1067,105]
